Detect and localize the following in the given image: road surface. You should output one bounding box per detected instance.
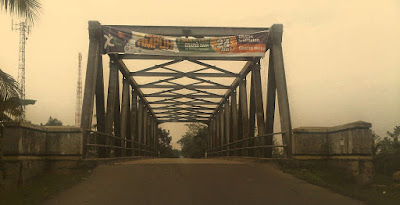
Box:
[44,158,363,205]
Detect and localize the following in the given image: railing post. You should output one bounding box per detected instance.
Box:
[81,21,101,159]
[270,24,292,158]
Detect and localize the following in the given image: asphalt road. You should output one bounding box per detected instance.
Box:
[44,158,364,205]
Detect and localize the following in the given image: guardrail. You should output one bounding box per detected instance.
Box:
[207,131,288,157]
[85,130,158,158]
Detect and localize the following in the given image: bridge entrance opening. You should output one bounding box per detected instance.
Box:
[81,21,292,159]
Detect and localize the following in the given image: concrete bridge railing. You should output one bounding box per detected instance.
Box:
[292,121,373,159]
[291,121,374,184]
[1,122,82,159]
[0,122,157,189]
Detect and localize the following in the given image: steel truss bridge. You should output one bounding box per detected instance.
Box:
[81,21,292,158]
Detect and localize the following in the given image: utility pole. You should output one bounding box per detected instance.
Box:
[12,20,30,121]
[75,53,83,127]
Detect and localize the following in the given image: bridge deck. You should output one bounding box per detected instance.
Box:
[44,158,363,205]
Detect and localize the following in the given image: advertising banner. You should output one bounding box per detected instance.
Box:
[102,26,269,57]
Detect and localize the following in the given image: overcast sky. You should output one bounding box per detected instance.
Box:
[0,0,399,148]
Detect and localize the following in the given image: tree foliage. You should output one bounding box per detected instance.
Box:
[0,69,22,121]
[44,116,62,126]
[0,0,42,25]
[178,123,207,158]
[157,128,180,158]
[373,126,400,175]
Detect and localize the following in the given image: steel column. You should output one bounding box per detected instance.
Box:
[81,21,101,158]
[252,62,266,157]
[121,78,130,156]
[104,59,119,157]
[270,24,292,158]
[239,79,249,156]
[231,90,238,156]
[265,51,276,157]
[224,100,230,156]
[130,90,138,156]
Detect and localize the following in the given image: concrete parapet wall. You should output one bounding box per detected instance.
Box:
[292,121,373,156]
[1,122,82,156]
[292,121,374,184]
[0,122,83,189]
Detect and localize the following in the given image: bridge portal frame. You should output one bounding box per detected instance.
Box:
[80,21,292,159]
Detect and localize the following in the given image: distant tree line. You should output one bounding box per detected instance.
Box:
[178,123,207,158]
[43,116,63,126]
[157,128,180,158]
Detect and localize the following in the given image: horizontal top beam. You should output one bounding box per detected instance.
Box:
[121,54,257,61]
[159,120,208,124]
[104,25,269,37]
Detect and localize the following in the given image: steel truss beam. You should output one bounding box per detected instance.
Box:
[159,120,208,123]
[144,94,222,98]
[139,84,229,89]
[107,25,269,37]
[122,54,254,61]
[110,55,159,122]
[132,72,238,77]
[208,60,257,121]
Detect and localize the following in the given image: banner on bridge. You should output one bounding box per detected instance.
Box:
[102,26,269,57]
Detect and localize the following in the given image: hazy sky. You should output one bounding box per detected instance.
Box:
[1,0,399,148]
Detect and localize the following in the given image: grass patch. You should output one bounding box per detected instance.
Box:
[0,168,90,205]
[276,160,400,205]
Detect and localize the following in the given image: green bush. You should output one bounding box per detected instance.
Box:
[178,123,207,158]
[373,126,400,176]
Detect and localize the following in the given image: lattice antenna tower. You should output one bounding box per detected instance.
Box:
[12,19,30,120]
[75,53,83,127]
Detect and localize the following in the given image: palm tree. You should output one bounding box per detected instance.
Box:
[0,69,22,121]
[0,0,42,25]
[0,1,41,121]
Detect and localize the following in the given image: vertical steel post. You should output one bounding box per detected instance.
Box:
[249,75,256,157]
[224,100,230,156]
[81,21,101,158]
[113,71,121,157]
[104,59,119,157]
[137,99,144,156]
[265,50,277,158]
[252,62,266,157]
[231,90,238,156]
[121,78,130,156]
[130,91,138,156]
[95,51,106,158]
[239,78,249,156]
[270,24,292,158]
